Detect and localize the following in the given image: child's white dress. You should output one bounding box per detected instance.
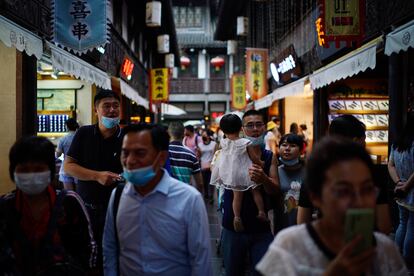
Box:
[210,138,259,191]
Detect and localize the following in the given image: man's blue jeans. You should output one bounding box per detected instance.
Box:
[395,205,414,266]
[221,228,274,276]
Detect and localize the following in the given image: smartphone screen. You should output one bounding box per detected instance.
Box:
[344,208,375,255]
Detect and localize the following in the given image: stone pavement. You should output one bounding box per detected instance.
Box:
[205,198,226,276]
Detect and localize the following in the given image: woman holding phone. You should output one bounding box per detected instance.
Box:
[257,137,407,275]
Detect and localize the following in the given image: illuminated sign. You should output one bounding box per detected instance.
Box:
[270,45,301,83]
[315,17,327,47]
[121,57,135,81]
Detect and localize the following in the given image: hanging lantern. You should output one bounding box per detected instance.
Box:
[210,56,225,71]
[237,16,248,36]
[146,1,162,27]
[180,56,190,70]
[227,40,237,55]
[157,34,170,54]
[165,54,175,68]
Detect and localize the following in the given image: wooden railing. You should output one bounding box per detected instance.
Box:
[170,78,229,94]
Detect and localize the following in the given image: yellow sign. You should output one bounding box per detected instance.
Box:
[322,0,364,48]
[150,68,169,103]
[246,48,268,101]
[231,74,246,110]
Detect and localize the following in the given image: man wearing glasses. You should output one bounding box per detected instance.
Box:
[221,110,280,276]
[65,89,124,273]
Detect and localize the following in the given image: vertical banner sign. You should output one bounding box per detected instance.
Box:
[53,0,109,54]
[319,0,365,47]
[150,68,170,103]
[246,48,268,101]
[231,74,246,110]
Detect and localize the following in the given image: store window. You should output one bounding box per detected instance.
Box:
[173,6,203,28]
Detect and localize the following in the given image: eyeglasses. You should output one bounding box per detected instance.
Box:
[243,122,265,130]
[330,185,379,201]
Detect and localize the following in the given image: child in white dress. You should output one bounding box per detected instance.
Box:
[210,114,267,232]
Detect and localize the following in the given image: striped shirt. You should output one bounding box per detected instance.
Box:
[168,141,201,183]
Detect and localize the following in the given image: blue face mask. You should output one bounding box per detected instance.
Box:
[101,116,120,129]
[122,166,156,187]
[122,154,160,187]
[279,157,300,167]
[245,135,265,146]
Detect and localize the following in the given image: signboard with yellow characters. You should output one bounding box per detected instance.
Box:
[231,74,246,110]
[246,48,268,101]
[150,68,170,103]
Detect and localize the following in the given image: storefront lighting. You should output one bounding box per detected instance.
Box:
[270,62,279,83]
[51,68,59,79]
[97,46,105,54]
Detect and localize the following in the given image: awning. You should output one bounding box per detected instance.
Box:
[385,19,414,56]
[161,103,187,116]
[120,79,149,109]
[48,42,111,90]
[254,77,307,110]
[310,36,382,90]
[0,15,43,59]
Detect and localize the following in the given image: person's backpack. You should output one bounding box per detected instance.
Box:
[0,190,86,275]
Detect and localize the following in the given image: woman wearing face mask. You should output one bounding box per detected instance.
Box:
[0,136,96,275]
[198,129,218,203]
[257,137,407,275]
[276,134,305,231]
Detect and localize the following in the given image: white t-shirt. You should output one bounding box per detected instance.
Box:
[264,131,276,151]
[199,141,217,170]
[256,224,407,276]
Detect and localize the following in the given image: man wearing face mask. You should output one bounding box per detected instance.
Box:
[65,89,123,273]
[221,110,280,276]
[103,123,212,275]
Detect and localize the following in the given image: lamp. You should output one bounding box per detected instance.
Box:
[210,56,225,71]
[146,1,162,27]
[180,56,191,70]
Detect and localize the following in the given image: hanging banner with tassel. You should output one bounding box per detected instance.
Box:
[52,0,110,54]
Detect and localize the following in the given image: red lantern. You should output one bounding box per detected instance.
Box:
[180,56,191,70]
[211,56,225,71]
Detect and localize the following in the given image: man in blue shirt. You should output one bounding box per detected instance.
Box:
[103,123,212,276]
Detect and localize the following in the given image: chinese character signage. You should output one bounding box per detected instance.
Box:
[53,0,109,54]
[246,48,268,101]
[150,68,170,103]
[318,0,365,47]
[231,74,246,110]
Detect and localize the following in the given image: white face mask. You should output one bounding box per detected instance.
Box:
[14,171,51,195]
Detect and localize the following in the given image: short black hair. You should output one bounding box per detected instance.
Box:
[65,118,79,131]
[94,89,120,106]
[220,114,242,135]
[279,133,304,151]
[168,121,184,139]
[123,123,170,151]
[9,136,56,181]
[329,115,366,139]
[184,125,194,133]
[305,136,375,198]
[242,110,264,121]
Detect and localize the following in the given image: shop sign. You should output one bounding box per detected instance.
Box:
[318,0,365,48]
[53,0,109,54]
[120,57,135,81]
[270,45,301,83]
[150,68,170,103]
[246,48,268,100]
[231,74,247,110]
[315,17,327,47]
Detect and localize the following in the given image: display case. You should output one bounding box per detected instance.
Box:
[328,97,389,145]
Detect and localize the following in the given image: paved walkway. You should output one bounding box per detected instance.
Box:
[205,198,225,276]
